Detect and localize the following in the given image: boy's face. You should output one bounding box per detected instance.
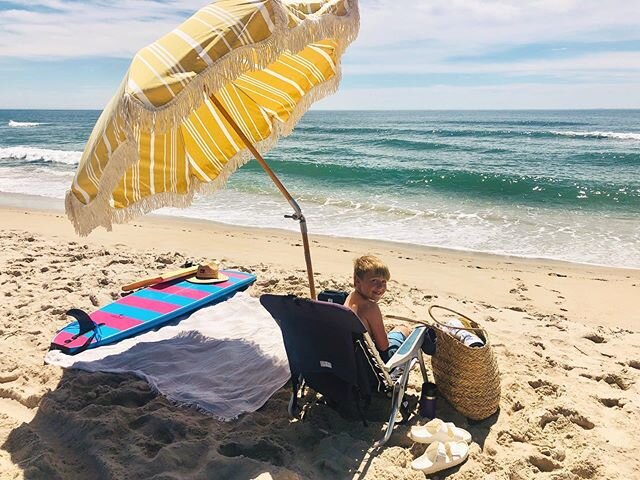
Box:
[355,272,388,302]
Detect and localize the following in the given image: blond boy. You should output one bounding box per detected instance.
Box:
[344,255,411,362]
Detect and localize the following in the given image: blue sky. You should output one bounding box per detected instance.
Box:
[0,0,639,109]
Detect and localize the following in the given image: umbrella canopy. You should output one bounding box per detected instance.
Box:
[66,0,360,298]
[66,0,359,234]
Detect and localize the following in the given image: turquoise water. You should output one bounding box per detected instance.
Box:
[1,109,639,268]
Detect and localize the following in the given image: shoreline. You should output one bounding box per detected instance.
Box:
[2,191,639,275]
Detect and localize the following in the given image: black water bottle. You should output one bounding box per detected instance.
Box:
[419,382,438,419]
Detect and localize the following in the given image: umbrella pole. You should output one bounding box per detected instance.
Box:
[211,96,316,299]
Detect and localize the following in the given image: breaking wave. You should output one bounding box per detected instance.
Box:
[8,120,42,128]
[551,130,640,141]
[0,146,81,165]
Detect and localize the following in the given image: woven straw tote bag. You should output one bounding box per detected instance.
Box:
[428,305,501,420]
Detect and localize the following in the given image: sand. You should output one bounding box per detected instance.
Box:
[0,203,639,479]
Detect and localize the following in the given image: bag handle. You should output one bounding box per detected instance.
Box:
[387,306,488,337]
[428,305,487,336]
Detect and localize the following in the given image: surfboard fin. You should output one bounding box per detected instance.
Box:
[65,308,98,339]
[59,308,103,353]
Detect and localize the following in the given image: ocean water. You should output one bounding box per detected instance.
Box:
[1,109,639,269]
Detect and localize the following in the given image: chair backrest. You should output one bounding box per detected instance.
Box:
[260,294,388,404]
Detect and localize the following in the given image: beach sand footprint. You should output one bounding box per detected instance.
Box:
[129,413,192,458]
[530,340,546,350]
[528,453,563,473]
[528,379,562,397]
[218,438,288,467]
[583,333,606,344]
[89,378,157,409]
[579,372,633,390]
[539,406,595,431]
[597,397,626,408]
[570,460,601,479]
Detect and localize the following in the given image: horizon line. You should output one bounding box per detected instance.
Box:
[2,107,640,112]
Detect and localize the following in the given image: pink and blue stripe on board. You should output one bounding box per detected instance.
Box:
[51,270,256,354]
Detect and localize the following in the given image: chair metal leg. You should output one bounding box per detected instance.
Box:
[376,360,415,446]
[376,383,401,447]
[418,351,429,383]
[288,374,304,417]
[287,391,297,417]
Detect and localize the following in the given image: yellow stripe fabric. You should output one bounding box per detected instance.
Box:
[67,0,358,235]
[129,0,275,109]
[108,128,188,209]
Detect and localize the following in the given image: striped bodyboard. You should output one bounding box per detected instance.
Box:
[50,270,256,355]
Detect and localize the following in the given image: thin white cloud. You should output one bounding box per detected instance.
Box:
[316,82,640,110]
[356,0,640,52]
[345,52,640,77]
[0,1,207,57]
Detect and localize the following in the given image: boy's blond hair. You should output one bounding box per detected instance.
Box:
[353,255,390,281]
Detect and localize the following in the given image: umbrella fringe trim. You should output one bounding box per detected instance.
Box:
[67,0,358,236]
[117,0,359,134]
[66,63,342,236]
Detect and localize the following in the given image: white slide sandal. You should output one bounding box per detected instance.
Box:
[411,441,469,474]
[410,418,472,444]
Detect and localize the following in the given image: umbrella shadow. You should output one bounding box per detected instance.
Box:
[2,333,378,479]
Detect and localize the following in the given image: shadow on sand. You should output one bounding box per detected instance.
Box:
[4,336,497,479]
[354,391,499,479]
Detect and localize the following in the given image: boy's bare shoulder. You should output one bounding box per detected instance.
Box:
[346,295,376,314]
[356,299,381,316]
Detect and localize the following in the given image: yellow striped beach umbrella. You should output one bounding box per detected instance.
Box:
[66,0,360,298]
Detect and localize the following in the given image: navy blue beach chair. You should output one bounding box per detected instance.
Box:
[260,294,429,446]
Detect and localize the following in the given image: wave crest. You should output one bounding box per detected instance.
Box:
[8,120,42,128]
[0,146,81,165]
[551,130,640,141]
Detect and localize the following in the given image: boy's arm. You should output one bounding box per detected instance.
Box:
[361,303,389,352]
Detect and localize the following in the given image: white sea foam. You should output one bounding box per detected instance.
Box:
[0,167,70,199]
[34,167,75,177]
[551,130,640,141]
[159,190,640,270]
[0,146,81,165]
[8,120,42,127]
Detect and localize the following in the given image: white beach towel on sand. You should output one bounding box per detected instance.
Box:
[45,292,290,421]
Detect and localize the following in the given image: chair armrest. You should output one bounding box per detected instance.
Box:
[385,326,426,371]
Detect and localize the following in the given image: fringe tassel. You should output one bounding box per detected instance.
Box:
[67,0,360,236]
